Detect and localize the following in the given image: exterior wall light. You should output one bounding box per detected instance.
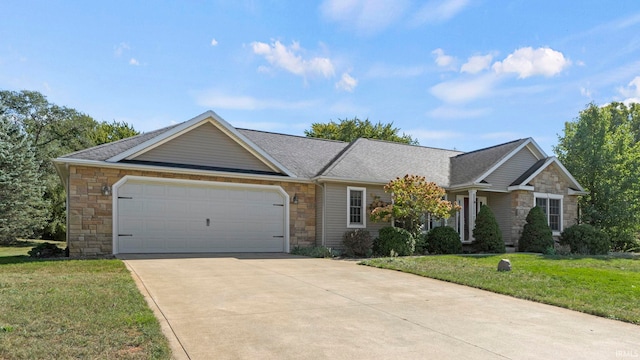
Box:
[101,185,111,196]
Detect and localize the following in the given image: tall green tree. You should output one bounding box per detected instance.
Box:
[90,120,139,145]
[0,90,140,240]
[0,116,48,244]
[555,102,640,250]
[305,117,418,144]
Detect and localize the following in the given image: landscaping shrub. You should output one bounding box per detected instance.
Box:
[609,230,640,252]
[519,206,554,253]
[28,242,65,258]
[290,246,334,258]
[472,205,505,253]
[342,229,373,257]
[422,226,462,254]
[559,224,610,255]
[373,226,415,256]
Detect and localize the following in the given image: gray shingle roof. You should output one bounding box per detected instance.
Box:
[237,129,349,178]
[449,139,528,186]
[510,158,547,186]
[319,138,463,185]
[58,114,531,187]
[60,123,182,161]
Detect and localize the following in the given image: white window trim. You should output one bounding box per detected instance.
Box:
[347,186,367,228]
[533,192,563,235]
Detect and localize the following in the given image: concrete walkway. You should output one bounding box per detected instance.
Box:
[122,254,640,360]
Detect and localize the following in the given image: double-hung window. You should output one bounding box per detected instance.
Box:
[534,193,563,234]
[347,187,366,228]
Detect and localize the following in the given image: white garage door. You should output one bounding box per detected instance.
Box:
[116,179,287,253]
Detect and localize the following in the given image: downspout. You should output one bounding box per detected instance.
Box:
[321,182,327,246]
[65,164,70,250]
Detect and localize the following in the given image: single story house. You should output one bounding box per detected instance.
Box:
[54,111,586,257]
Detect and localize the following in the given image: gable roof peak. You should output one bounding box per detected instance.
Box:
[453,138,529,159]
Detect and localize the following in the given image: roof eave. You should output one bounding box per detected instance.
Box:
[446,182,493,192]
[54,158,312,184]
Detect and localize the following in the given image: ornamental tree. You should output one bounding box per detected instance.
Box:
[370,174,460,237]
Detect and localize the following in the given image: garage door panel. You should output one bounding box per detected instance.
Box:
[117,180,286,253]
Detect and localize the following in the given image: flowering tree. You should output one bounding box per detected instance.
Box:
[370,174,460,236]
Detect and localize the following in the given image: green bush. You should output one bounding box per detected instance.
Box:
[342,229,373,257]
[609,230,640,252]
[421,227,462,254]
[373,227,415,256]
[559,224,610,255]
[290,246,334,258]
[472,205,505,253]
[519,206,554,253]
[28,242,65,258]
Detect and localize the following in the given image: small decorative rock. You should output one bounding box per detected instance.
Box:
[497,259,511,272]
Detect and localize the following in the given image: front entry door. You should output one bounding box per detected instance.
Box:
[456,195,487,242]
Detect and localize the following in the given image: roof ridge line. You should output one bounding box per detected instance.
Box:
[237,128,348,144]
[314,138,361,177]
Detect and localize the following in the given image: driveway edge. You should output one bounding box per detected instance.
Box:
[122,259,190,360]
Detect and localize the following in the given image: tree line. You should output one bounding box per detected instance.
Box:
[1,89,639,251]
[0,90,138,244]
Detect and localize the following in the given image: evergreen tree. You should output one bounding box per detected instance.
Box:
[519,206,554,253]
[0,116,48,244]
[472,205,505,253]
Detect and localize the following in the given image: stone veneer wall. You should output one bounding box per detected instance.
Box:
[67,165,316,257]
[510,163,580,247]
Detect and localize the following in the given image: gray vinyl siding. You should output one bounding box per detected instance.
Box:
[133,122,274,172]
[315,184,324,246]
[484,192,513,245]
[323,182,390,249]
[483,148,539,190]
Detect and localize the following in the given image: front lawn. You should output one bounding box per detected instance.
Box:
[361,254,640,324]
[0,248,171,359]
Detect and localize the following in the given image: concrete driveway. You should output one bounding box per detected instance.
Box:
[122,254,639,360]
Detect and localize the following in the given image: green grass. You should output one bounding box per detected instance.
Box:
[0,245,171,359]
[0,239,65,259]
[361,254,640,324]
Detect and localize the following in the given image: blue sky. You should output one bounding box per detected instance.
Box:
[2,1,640,154]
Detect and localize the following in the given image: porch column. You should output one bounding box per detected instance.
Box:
[468,189,477,241]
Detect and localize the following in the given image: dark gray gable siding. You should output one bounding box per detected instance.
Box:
[483,147,540,190]
[132,122,273,172]
[449,139,528,186]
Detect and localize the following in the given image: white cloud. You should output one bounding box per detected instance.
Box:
[114,42,130,57]
[365,63,427,78]
[430,73,499,103]
[251,40,335,79]
[432,48,455,68]
[211,38,218,46]
[412,0,470,24]
[129,58,139,66]
[461,54,493,74]
[320,0,409,35]
[195,91,319,110]
[618,76,640,105]
[580,86,592,98]
[335,72,358,92]
[427,106,490,119]
[492,47,571,78]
